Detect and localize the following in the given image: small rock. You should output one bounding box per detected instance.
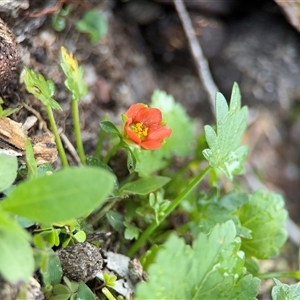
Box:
[57,242,103,282]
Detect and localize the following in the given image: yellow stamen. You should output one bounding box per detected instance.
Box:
[130,122,148,140]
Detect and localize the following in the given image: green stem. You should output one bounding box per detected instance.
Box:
[95,126,105,158]
[71,100,86,165]
[45,106,69,167]
[127,165,212,257]
[257,271,300,280]
[103,142,122,164]
[102,287,117,300]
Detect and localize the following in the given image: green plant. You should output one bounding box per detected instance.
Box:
[0,97,21,117]
[0,46,296,300]
[75,10,108,44]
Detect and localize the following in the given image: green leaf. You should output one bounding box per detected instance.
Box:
[64,276,79,292]
[194,191,251,238]
[73,230,86,242]
[140,244,163,272]
[132,149,167,178]
[52,284,71,299]
[119,176,170,195]
[0,218,34,283]
[106,210,124,233]
[151,90,194,157]
[272,278,300,300]
[41,251,63,286]
[100,120,122,137]
[75,10,108,44]
[125,145,136,173]
[103,272,117,288]
[136,221,260,299]
[0,153,18,192]
[124,220,140,240]
[202,83,248,179]
[1,167,115,223]
[60,47,88,101]
[23,67,62,110]
[0,106,21,117]
[238,190,288,259]
[76,281,96,300]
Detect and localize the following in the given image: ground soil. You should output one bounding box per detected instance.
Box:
[2,0,300,299]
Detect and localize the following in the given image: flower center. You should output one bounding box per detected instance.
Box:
[130,122,148,140]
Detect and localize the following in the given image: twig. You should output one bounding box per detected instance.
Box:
[60,130,81,165]
[173,0,218,112]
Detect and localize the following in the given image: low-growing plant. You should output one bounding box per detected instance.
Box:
[0,46,298,299]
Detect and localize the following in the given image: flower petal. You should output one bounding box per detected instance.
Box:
[125,104,146,120]
[125,122,142,144]
[135,107,162,126]
[140,140,163,150]
[147,125,172,141]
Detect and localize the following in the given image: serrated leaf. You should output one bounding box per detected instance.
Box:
[0,153,18,192]
[60,47,87,101]
[136,221,260,299]
[238,190,288,259]
[23,67,62,110]
[202,83,248,180]
[272,278,300,300]
[131,148,167,177]
[194,191,251,238]
[1,167,115,223]
[119,176,170,195]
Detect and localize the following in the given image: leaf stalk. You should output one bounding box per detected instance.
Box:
[127,165,212,257]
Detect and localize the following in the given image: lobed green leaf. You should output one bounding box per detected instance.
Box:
[23,67,62,110]
[136,221,260,299]
[271,278,300,300]
[202,83,248,179]
[238,190,288,259]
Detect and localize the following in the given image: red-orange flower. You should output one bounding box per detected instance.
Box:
[123,103,172,150]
